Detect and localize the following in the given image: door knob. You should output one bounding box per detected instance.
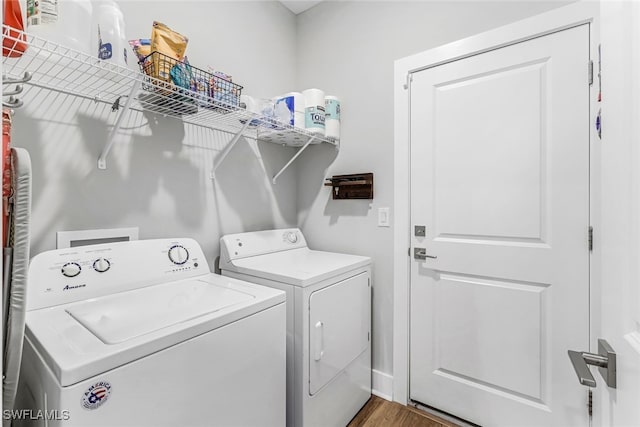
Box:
[568,339,616,388]
[414,247,437,260]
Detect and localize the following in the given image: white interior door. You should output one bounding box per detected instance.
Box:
[409,25,591,426]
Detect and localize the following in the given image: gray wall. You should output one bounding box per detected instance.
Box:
[15,1,299,264]
[294,1,569,379]
[14,0,572,384]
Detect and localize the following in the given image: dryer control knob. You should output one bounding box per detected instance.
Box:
[61,262,81,278]
[285,231,298,243]
[93,258,111,273]
[168,245,189,265]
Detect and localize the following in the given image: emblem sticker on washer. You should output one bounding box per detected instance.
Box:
[81,381,112,410]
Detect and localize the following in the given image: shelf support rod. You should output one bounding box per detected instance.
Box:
[98,79,141,170]
[210,118,253,179]
[272,135,317,184]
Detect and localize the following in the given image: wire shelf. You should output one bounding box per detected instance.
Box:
[139,51,243,113]
[1,25,337,147]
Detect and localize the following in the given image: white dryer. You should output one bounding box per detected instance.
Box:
[16,238,286,427]
[220,228,372,427]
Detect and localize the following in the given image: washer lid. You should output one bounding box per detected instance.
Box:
[222,248,371,287]
[24,274,285,387]
[66,279,254,344]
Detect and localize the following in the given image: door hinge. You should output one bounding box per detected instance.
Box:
[408,247,411,257]
[588,60,594,86]
[368,332,370,342]
[588,389,593,418]
[589,226,594,251]
[404,73,413,90]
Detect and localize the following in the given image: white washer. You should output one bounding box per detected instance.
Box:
[219,228,372,427]
[16,238,286,427]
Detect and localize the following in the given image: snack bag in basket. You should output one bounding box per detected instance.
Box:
[150,21,188,90]
[208,69,238,108]
[129,39,152,75]
[129,39,151,63]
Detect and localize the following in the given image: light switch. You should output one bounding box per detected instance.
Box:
[378,207,390,227]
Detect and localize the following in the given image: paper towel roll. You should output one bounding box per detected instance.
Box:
[273,92,305,128]
[303,88,326,137]
[324,95,340,141]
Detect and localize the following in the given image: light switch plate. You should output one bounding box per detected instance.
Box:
[378,207,390,227]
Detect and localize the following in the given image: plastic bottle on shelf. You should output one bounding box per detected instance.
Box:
[91,0,128,68]
[26,0,93,54]
[324,95,340,141]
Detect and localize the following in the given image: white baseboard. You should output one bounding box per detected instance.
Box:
[372,369,393,401]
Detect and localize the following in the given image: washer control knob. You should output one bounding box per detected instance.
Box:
[61,262,81,278]
[168,245,189,265]
[285,231,298,244]
[93,258,111,273]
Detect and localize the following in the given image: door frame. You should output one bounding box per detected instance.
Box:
[393,1,599,405]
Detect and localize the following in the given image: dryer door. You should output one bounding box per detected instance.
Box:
[309,271,370,395]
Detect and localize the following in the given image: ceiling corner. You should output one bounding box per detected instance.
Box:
[279,1,324,15]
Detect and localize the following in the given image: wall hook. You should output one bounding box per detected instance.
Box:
[3,84,23,96]
[2,96,23,109]
[2,71,32,85]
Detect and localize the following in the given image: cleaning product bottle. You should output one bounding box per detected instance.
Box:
[91,0,127,67]
[26,0,93,54]
[324,95,340,141]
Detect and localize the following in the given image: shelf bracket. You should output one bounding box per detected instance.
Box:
[98,79,142,170]
[272,135,317,184]
[210,118,253,179]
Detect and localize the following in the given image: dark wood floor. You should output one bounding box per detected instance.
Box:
[348,396,459,427]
